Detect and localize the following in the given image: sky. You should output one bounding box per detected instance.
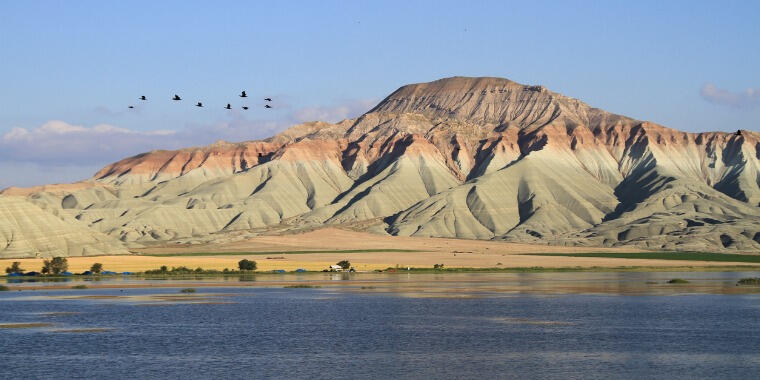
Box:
[1,1,758,187]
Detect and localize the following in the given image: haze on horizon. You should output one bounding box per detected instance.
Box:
[1,0,758,187]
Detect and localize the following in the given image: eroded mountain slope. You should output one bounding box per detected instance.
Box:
[2,76,758,257]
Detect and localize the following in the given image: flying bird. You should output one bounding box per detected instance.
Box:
[172,94,182,101]
[128,106,134,109]
[240,91,247,98]
[225,103,231,109]
[139,96,147,100]
[264,104,272,108]
[195,102,203,107]
[242,106,249,110]
[264,97,272,101]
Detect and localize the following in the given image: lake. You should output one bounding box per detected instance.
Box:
[1,272,760,379]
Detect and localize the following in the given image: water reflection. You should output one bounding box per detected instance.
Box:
[1,284,760,378]
[4,271,760,296]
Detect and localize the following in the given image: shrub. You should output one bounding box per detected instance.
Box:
[433,263,445,269]
[238,259,256,271]
[42,257,68,275]
[180,288,196,293]
[145,266,222,275]
[0,285,9,291]
[5,261,24,274]
[283,284,320,288]
[667,278,690,284]
[337,260,351,270]
[90,263,103,274]
[737,278,760,286]
[71,285,88,289]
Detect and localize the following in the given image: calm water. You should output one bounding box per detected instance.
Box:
[1,273,760,379]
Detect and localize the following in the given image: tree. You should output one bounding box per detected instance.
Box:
[90,263,103,274]
[238,259,256,271]
[5,261,24,274]
[337,260,351,270]
[42,257,69,275]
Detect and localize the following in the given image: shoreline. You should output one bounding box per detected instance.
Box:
[3,264,760,278]
[2,266,760,292]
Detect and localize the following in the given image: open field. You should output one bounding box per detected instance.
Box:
[2,228,760,274]
[529,252,760,263]
[143,249,420,257]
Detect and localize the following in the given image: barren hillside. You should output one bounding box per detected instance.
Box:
[2,77,758,257]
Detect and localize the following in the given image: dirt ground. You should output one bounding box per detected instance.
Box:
[2,228,758,273]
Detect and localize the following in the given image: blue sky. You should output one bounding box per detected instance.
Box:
[1,1,758,187]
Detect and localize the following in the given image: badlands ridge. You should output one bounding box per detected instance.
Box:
[1,76,759,258]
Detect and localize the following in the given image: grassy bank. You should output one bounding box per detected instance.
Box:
[388,265,760,273]
[5,265,760,281]
[526,251,760,263]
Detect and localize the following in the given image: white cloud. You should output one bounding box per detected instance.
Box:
[0,118,288,188]
[292,99,378,123]
[0,120,179,165]
[0,98,376,187]
[700,83,760,109]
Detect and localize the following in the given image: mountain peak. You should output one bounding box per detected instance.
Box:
[396,76,524,92]
[368,76,602,127]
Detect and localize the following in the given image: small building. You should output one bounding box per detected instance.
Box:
[329,265,343,272]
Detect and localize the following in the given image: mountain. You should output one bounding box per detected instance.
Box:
[2,76,759,258]
[0,194,128,258]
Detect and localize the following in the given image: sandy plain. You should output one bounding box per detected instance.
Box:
[1,228,758,273]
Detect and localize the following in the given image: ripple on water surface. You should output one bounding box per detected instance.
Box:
[1,274,760,378]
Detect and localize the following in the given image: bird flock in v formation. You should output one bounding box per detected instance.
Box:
[127,91,272,110]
